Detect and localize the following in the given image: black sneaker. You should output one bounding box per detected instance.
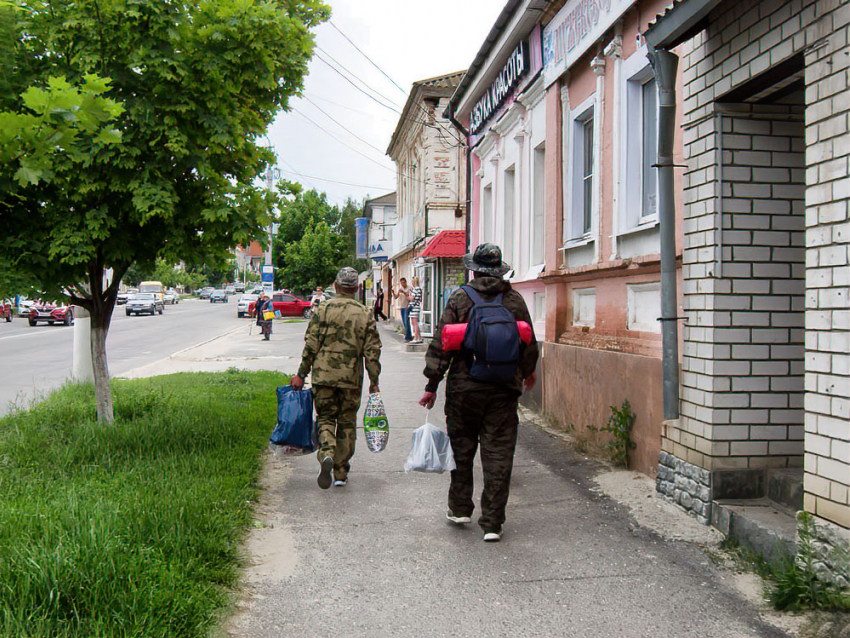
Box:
[317,456,333,490]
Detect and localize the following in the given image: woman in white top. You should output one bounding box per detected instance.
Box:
[408,276,423,343]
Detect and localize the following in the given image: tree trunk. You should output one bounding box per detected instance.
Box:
[90,306,114,423]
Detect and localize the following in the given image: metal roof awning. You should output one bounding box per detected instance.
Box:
[420,230,467,260]
[643,0,723,50]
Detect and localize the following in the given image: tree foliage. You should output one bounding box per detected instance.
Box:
[273,185,368,294]
[0,0,329,421]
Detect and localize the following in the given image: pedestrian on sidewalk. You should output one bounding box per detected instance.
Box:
[408,276,423,343]
[392,278,412,342]
[374,284,387,322]
[310,286,326,313]
[291,267,382,490]
[255,294,273,341]
[419,243,539,542]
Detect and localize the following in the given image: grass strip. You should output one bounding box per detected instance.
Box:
[0,369,286,637]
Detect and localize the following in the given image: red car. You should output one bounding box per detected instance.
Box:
[1,300,11,322]
[249,292,312,319]
[28,301,74,326]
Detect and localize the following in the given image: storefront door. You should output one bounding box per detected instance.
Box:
[415,262,435,338]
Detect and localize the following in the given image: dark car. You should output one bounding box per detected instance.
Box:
[29,301,74,326]
[1,299,12,322]
[210,289,228,303]
[125,293,164,316]
[249,292,311,319]
[198,287,215,299]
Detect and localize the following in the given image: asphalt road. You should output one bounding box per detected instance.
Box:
[0,298,244,414]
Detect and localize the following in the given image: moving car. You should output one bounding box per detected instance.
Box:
[248,292,311,319]
[234,282,245,292]
[237,293,258,318]
[198,287,215,299]
[1,299,12,322]
[139,280,165,302]
[225,285,236,295]
[210,289,228,303]
[29,301,74,326]
[16,298,35,316]
[163,290,179,305]
[125,293,164,316]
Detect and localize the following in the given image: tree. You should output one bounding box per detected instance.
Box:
[278,221,347,294]
[272,186,368,292]
[0,0,328,422]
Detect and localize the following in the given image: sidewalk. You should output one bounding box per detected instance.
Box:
[122,321,796,637]
[193,321,793,638]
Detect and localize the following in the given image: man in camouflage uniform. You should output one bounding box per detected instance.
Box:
[291,267,381,489]
[419,244,539,542]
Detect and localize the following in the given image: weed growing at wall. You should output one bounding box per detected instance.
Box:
[588,400,636,468]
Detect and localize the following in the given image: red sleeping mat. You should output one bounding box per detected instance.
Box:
[442,321,533,351]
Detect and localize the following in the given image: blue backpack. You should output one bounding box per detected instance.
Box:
[461,285,521,383]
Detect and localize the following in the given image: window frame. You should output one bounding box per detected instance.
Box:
[563,95,597,248]
[626,281,662,333]
[572,286,596,328]
[620,50,660,233]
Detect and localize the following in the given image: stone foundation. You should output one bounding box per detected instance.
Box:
[656,451,711,525]
[802,513,850,591]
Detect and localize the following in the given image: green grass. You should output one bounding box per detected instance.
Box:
[0,369,287,637]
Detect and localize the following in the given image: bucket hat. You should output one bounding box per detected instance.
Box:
[462,243,511,277]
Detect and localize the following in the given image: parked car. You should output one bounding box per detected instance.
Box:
[1,299,12,322]
[163,290,179,305]
[248,292,311,319]
[210,289,228,303]
[198,287,215,299]
[29,301,74,326]
[125,293,164,316]
[237,293,258,318]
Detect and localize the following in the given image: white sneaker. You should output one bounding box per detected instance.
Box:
[483,531,502,542]
[446,510,471,525]
[333,478,348,487]
[317,456,333,490]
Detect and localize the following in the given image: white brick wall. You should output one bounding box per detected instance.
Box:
[667,0,849,528]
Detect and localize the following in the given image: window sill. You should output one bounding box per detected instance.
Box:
[618,219,659,238]
[559,235,594,251]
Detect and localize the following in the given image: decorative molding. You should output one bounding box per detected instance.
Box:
[490,102,526,137]
[518,73,546,110]
[591,53,606,77]
[604,34,624,59]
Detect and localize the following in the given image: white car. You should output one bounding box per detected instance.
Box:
[163,290,179,305]
[17,299,35,317]
[237,293,258,318]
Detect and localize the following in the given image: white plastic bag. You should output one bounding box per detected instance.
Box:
[404,419,456,474]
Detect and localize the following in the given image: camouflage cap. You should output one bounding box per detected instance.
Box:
[335,267,359,289]
[462,243,511,277]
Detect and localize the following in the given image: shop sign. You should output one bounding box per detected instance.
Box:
[543,0,631,87]
[469,41,528,135]
[355,217,369,259]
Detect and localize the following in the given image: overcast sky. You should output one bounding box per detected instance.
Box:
[265,0,505,206]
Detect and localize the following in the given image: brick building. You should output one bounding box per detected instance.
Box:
[645,0,848,582]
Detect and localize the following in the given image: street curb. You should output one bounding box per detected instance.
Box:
[117,324,249,379]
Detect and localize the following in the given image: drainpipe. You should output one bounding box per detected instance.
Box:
[445,105,472,281]
[648,48,680,420]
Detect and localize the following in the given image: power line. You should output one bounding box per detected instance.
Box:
[324,20,464,146]
[292,107,397,173]
[278,168,393,190]
[302,95,387,155]
[328,20,408,95]
[316,45,403,109]
[307,93,397,122]
[314,54,401,114]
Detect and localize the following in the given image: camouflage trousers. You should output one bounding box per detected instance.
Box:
[313,385,362,481]
[445,388,519,534]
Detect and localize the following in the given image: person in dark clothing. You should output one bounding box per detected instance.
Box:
[255,294,272,340]
[419,243,539,543]
[374,284,387,321]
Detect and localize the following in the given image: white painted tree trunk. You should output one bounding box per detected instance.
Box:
[90,318,114,423]
[72,306,94,383]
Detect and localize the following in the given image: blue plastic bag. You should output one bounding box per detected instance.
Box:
[270,386,316,451]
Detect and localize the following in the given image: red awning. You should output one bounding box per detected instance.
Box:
[420,230,466,259]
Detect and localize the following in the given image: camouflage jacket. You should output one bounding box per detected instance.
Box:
[423,276,539,396]
[297,293,381,390]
